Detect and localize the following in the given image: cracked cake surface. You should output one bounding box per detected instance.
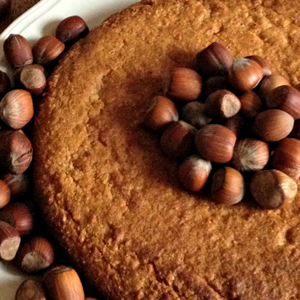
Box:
[34,0,300,299]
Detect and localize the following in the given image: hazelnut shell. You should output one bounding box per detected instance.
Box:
[195,124,237,163]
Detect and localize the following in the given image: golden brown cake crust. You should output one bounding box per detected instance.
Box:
[34,0,300,299]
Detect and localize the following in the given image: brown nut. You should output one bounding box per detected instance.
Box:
[16,237,55,273]
[15,64,46,96]
[271,138,300,180]
[177,155,212,192]
[0,130,33,174]
[160,121,197,159]
[295,83,300,92]
[3,34,33,68]
[228,58,264,92]
[181,101,212,129]
[195,124,237,163]
[258,74,290,99]
[196,42,234,77]
[265,85,300,119]
[0,70,11,99]
[211,167,245,205]
[246,55,272,76]
[33,35,65,65]
[239,91,262,118]
[144,96,178,131]
[250,169,297,209]
[0,202,34,235]
[3,173,29,196]
[205,89,241,119]
[254,109,294,142]
[0,220,21,261]
[232,138,269,172]
[167,68,202,102]
[0,179,10,209]
[43,265,85,300]
[15,279,46,300]
[56,16,89,45]
[0,89,34,129]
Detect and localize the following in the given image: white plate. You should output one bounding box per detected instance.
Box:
[0,0,138,299]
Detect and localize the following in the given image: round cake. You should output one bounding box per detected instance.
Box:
[34,0,300,299]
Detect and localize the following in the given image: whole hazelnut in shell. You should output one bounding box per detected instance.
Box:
[254,109,294,142]
[177,155,212,192]
[0,89,34,129]
[250,169,297,209]
[232,138,269,172]
[229,58,264,92]
[0,130,33,174]
[195,124,237,163]
[160,121,197,159]
[211,167,245,205]
[196,42,234,77]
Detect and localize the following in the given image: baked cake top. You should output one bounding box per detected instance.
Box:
[34,0,300,299]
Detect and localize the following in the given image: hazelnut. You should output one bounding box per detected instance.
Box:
[167,68,202,101]
[271,138,300,180]
[3,173,29,196]
[224,114,245,137]
[246,55,272,76]
[181,101,212,129]
[239,91,262,118]
[196,42,234,77]
[258,74,290,99]
[177,155,212,192]
[0,220,21,261]
[211,167,245,205]
[205,89,241,119]
[232,138,269,172]
[254,109,294,142]
[0,130,33,174]
[201,76,228,99]
[15,64,47,96]
[265,85,300,119]
[56,16,89,45]
[195,124,237,163]
[250,169,297,209]
[3,34,33,68]
[43,265,85,300]
[160,121,197,159]
[295,83,300,92]
[33,35,65,65]
[144,96,178,131]
[0,202,34,235]
[0,89,34,129]
[0,70,11,99]
[16,237,55,273]
[228,58,264,92]
[0,180,10,209]
[15,279,46,300]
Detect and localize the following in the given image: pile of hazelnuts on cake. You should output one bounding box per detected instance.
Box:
[144,42,300,210]
[0,16,96,300]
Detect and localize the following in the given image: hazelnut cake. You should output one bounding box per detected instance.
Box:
[34,0,300,299]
